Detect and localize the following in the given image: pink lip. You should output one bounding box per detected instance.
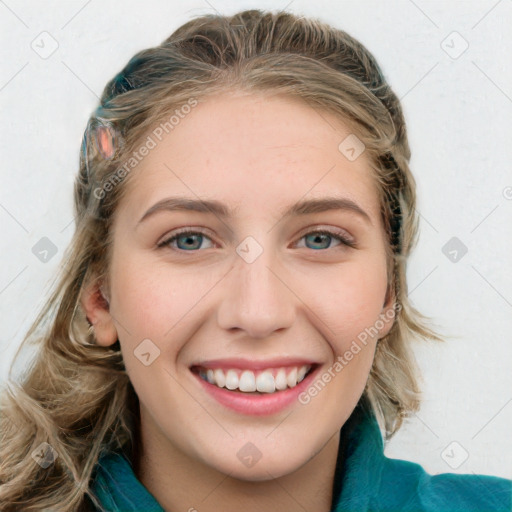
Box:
[190,363,321,416]
[190,357,319,371]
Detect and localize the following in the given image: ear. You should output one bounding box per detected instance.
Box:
[378,282,397,339]
[80,277,118,347]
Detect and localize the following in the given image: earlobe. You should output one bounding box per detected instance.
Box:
[80,278,118,347]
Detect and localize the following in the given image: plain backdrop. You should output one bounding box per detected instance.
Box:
[0,0,511,479]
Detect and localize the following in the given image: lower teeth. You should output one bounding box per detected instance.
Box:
[201,376,281,393]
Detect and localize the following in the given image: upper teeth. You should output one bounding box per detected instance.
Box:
[199,365,311,393]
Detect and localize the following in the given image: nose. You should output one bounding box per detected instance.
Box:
[216,245,296,339]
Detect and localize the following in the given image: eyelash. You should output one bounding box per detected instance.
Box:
[157,227,357,252]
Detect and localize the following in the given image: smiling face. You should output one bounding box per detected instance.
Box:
[83,90,395,481]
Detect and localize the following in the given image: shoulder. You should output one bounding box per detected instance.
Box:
[375,456,512,512]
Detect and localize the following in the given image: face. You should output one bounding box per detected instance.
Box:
[84,91,395,481]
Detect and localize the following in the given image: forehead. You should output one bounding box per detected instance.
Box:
[117,92,381,224]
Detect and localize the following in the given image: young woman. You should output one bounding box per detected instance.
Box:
[0,9,510,512]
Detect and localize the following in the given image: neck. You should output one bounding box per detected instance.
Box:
[135,409,340,512]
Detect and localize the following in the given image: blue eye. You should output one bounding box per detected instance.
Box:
[158,230,214,251]
[299,230,354,250]
[157,228,355,252]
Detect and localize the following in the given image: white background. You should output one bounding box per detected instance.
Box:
[1,0,511,479]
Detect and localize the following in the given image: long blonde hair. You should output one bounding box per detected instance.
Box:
[0,9,441,510]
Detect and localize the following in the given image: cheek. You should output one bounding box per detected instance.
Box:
[111,255,206,334]
[304,257,389,346]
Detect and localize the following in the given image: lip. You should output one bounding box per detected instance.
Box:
[190,357,319,371]
[190,362,321,416]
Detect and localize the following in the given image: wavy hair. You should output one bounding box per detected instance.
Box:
[0,9,442,510]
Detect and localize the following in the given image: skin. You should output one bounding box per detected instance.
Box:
[81,90,395,512]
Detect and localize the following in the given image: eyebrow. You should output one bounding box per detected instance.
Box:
[137,196,372,226]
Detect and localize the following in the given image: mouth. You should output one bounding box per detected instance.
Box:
[189,359,321,415]
[191,364,314,393]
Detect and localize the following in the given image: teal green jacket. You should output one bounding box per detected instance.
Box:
[90,398,511,511]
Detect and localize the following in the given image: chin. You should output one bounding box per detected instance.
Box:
[214,457,303,482]
[195,436,319,482]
